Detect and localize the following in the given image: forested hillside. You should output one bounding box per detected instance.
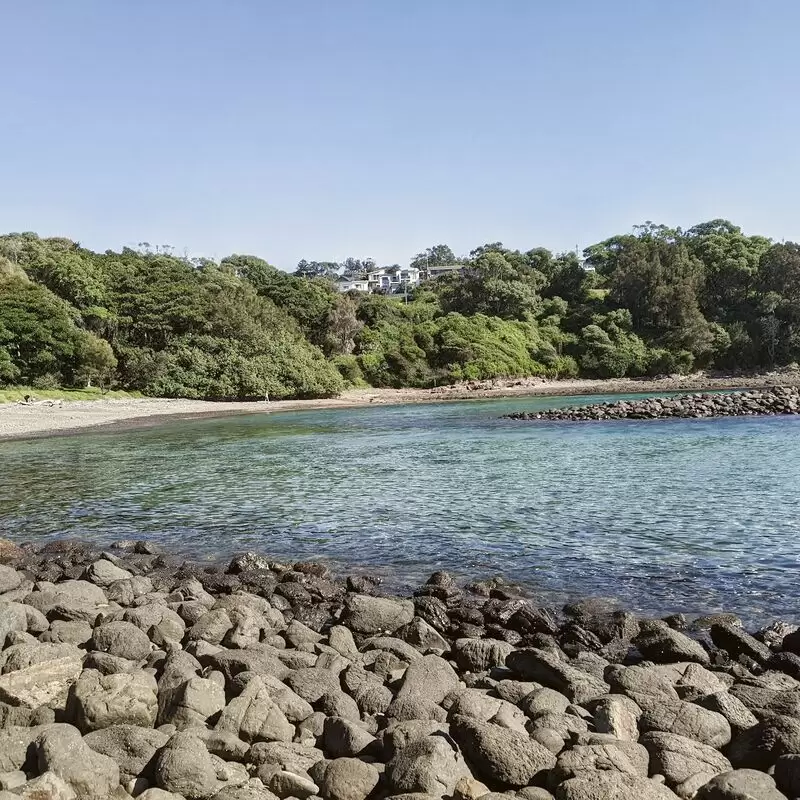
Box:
[1,220,797,400]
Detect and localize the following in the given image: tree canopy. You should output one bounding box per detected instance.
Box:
[1,220,798,399]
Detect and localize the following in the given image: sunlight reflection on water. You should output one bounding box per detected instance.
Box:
[1,393,799,624]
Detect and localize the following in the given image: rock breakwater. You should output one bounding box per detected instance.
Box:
[0,537,799,798]
[504,386,800,422]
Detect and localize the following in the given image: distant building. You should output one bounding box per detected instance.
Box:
[421,264,465,281]
[337,276,370,292]
[339,265,422,293]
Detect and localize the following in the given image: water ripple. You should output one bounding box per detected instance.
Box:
[1,393,799,624]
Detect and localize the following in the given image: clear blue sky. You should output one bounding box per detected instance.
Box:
[2,1,799,270]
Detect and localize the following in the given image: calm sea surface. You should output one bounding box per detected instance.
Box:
[1,394,799,624]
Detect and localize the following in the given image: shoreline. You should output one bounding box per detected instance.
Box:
[0,536,797,797]
[2,371,800,442]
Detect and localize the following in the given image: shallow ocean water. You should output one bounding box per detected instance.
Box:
[1,393,799,624]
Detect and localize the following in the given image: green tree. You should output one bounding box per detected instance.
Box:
[74,331,117,388]
[340,257,376,278]
[326,295,363,355]
[294,259,340,279]
[435,248,544,320]
[410,244,459,272]
[684,219,771,321]
[0,276,82,384]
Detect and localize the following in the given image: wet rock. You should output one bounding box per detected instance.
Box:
[766,651,800,678]
[754,621,796,650]
[228,553,272,573]
[413,597,450,633]
[342,594,414,634]
[635,628,710,665]
[780,627,800,655]
[710,624,772,665]
[506,388,800,424]
[0,540,24,565]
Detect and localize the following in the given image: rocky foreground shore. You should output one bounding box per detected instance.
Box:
[503,386,800,422]
[0,540,800,800]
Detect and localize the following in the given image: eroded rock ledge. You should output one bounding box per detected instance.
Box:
[0,537,798,799]
[504,386,800,422]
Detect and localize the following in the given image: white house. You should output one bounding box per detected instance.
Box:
[337,276,370,293]
[339,265,421,293]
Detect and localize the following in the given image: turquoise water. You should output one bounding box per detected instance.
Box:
[1,394,799,623]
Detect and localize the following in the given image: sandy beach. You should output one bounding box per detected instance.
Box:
[2,371,799,441]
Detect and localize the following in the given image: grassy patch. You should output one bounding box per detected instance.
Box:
[0,386,141,404]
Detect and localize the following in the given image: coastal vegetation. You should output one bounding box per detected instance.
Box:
[0,220,798,400]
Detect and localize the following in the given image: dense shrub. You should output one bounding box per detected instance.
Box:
[2,219,799,398]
